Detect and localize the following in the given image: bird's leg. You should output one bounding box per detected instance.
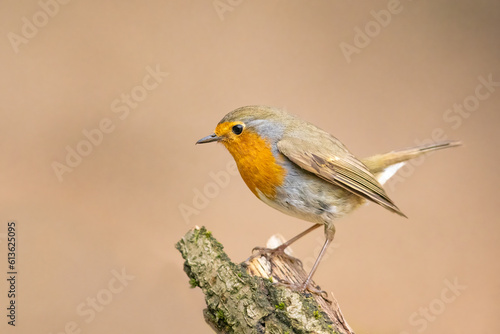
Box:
[244,224,321,265]
[276,224,336,301]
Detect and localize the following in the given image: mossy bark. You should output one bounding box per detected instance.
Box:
[175,226,354,334]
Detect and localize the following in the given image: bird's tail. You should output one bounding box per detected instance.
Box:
[362,140,462,185]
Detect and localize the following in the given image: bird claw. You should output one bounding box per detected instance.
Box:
[244,246,303,267]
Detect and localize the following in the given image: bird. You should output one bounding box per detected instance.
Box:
[196,105,460,295]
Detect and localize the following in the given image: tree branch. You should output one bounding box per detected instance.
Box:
[176,226,355,334]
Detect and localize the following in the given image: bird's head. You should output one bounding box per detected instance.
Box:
[196,106,291,154]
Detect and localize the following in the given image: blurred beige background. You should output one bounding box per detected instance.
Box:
[1,1,499,333]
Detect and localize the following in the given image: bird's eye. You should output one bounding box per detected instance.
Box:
[232,124,243,135]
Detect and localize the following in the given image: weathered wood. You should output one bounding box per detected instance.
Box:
[176,226,355,334]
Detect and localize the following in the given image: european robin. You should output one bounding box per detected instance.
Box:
[196,105,460,294]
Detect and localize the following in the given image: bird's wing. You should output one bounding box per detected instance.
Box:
[277,133,406,217]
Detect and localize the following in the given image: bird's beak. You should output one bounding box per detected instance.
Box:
[196,133,220,144]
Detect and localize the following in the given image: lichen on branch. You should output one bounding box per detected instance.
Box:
[176,226,353,334]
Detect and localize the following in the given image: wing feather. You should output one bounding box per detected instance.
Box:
[277,135,406,217]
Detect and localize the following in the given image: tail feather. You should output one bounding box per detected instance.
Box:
[362,140,462,184]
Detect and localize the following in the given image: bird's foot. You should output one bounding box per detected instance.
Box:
[243,245,303,267]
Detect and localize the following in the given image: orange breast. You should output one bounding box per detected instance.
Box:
[221,130,286,199]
